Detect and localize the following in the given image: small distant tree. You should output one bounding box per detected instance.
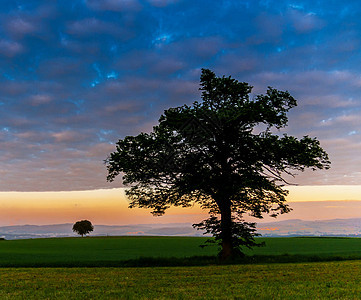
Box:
[72,220,94,237]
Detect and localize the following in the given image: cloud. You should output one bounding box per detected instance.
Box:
[146,0,180,7]
[5,18,38,38]
[0,39,23,57]
[85,0,142,11]
[0,0,361,191]
[51,131,91,144]
[287,9,325,34]
[28,94,53,106]
[252,70,361,109]
[104,101,142,114]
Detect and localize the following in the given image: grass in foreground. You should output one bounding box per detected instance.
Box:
[1,260,361,299]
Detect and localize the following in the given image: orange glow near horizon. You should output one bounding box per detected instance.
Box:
[286,185,361,202]
[0,185,361,226]
[0,188,207,226]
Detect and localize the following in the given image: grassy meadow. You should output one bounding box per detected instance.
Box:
[1,236,361,298]
[0,236,361,267]
[0,236,215,267]
[2,261,361,299]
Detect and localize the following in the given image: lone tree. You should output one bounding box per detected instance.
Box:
[106,69,330,260]
[72,220,94,237]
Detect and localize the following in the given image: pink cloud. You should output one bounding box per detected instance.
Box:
[0,81,31,96]
[28,94,53,106]
[86,143,116,158]
[0,39,23,57]
[14,131,49,143]
[288,9,325,34]
[253,70,361,108]
[6,18,37,38]
[51,131,89,143]
[104,102,142,113]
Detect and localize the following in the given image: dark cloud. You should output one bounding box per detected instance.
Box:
[0,0,361,191]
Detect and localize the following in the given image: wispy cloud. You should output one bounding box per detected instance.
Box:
[1,0,361,190]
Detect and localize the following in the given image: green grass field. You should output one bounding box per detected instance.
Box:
[247,236,361,257]
[1,236,361,298]
[2,261,361,299]
[0,236,215,267]
[0,236,361,267]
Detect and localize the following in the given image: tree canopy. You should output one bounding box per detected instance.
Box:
[106,69,330,259]
[72,220,94,237]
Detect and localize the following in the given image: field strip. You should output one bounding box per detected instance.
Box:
[0,260,360,299]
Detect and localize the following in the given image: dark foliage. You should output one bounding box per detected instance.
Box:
[72,220,94,237]
[192,212,264,258]
[106,69,330,260]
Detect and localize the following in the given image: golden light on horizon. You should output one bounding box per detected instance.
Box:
[0,188,206,226]
[286,185,361,202]
[0,186,361,226]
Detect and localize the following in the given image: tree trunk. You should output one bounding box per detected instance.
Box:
[219,203,233,260]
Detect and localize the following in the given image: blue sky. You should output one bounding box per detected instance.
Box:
[1,0,361,191]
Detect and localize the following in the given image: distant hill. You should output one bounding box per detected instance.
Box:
[2,218,361,239]
[0,223,203,240]
[256,218,361,237]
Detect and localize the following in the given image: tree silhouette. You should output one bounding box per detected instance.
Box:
[72,220,94,237]
[106,69,330,260]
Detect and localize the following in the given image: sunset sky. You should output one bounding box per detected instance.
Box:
[1,1,361,225]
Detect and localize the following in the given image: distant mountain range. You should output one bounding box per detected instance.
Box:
[0,223,203,240]
[257,218,361,237]
[2,218,361,239]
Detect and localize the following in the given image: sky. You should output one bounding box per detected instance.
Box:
[1,187,361,226]
[1,0,361,225]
